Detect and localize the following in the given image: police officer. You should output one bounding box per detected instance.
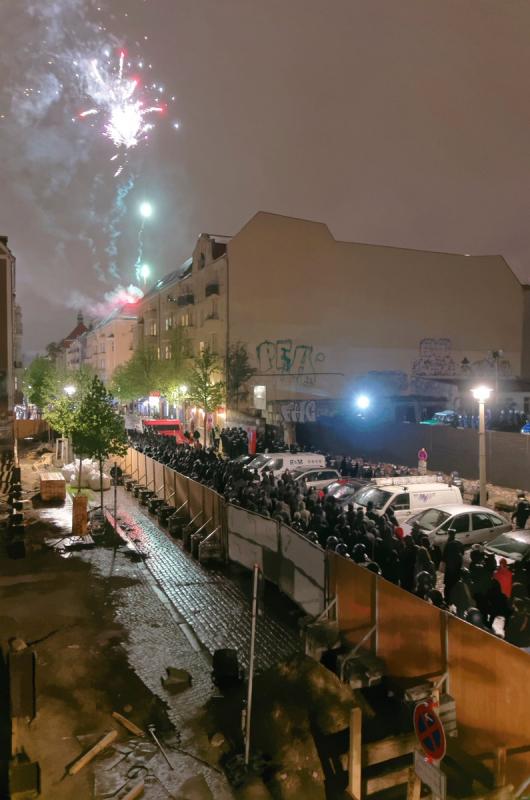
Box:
[512,492,530,529]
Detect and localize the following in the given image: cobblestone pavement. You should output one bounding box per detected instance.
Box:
[115,487,303,672]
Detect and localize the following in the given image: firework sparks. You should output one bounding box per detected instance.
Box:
[80,50,165,155]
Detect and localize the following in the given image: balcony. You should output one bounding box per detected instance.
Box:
[177,293,194,307]
[205,282,219,297]
[205,312,219,321]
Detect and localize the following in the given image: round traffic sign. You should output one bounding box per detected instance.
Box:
[413,700,446,761]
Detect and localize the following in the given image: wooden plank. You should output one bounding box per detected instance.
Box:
[494,747,507,788]
[68,730,117,775]
[365,765,410,794]
[111,711,145,738]
[347,707,362,800]
[446,739,494,789]
[406,767,421,800]
[122,782,145,800]
[362,733,417,767]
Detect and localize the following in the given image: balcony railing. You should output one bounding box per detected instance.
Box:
[177,293,194,306]
[205,282,219,297]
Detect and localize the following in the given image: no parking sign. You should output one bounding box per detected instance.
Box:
[413,700,446,762]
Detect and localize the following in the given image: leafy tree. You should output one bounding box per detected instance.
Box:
[156,328,190,406]
[45,341,63,363]
[186,347,225,445]
[111,343,159,403]
[23,356,56,411]
[72,376,128,507]
[226,342,256,410]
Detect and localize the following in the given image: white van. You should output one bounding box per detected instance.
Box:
[247,452,326,478]
[348,476,463,522]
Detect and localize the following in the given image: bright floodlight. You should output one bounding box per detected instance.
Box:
[139,201,153,219]
[471,385,492,402]
[140,263,151,281]
[355,394,370,410]
[64,385,76,397]
[179,384,188,394]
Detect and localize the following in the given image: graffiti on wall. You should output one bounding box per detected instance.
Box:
[279,400,317,423]
[412,338,513,378]
[256,339,326,386]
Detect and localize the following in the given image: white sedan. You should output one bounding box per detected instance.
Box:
[290,467,341,492]
[402,504,511,549]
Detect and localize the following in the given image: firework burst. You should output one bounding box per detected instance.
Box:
[80,50,165,172]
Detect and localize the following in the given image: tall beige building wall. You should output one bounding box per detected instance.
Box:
[85,313,136,384]
[227,212,523,403]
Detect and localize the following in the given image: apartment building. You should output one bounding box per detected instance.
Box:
[134,212,525,426]
[66,306,137,384]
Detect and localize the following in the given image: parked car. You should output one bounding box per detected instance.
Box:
[521,423,530,435]
[290,467,341,492]
[402,504,510,549]
[247,451,326,478]
[420,410,460,427]
[484,529,530,565]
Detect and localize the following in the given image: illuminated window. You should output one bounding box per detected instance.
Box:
[150,321,157,336]
[199,341,205,354]
[165,344,171,360]
[253,385,266,411]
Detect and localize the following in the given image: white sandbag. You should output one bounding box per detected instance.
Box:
[88,471,111,491]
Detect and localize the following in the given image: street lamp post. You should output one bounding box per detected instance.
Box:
[471,385,492,506]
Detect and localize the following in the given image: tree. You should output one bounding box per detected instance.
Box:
[45,341,63,363]
[156,328,190,408]
[226,342,256,410]
[111,343,159,403]
[23,356,56,411]
[72,376,128,507]
[186,347,225,445]
[40,364,95,439]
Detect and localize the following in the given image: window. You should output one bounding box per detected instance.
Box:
[319,470,339,481]
[411,508,451,531]
[253,385,266,410]
[441,514,470,535]
[211,333,217,353]
[157,347,160,360]
[100,358,105,369]
[164,344,171,360]
[199,341,205,354]
[111,340,115,352]
[392,493,410,511]
[198,252,206,269]
[488,513,505,527]
[472,513,493,531]
[165,315,173,331]
[149,321,157,336]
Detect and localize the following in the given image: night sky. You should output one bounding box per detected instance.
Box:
[2,0,530,355]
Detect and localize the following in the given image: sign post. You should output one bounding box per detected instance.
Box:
[412,700,447,800]
[418,448,428,475]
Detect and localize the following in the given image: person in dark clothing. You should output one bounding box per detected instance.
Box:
[512,493,530,529]
[449,569,475,618]
[365,501,379,524]
[400,537,418,593]
[469,562,494,622]
[443,531,464,602]
[505,599,530,651]
[429,589,448,610]
[486,579,512,628]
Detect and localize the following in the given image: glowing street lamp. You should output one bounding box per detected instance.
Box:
[471,385,492,506]
[355,394,370,411]
[64,385,76,397]
[139,201,153,219]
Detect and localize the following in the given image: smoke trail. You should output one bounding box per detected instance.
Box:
[104,175,135,281]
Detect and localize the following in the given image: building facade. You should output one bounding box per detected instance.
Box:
[132,212,526,427]
[0,237,17,451]
[65,307,137,384]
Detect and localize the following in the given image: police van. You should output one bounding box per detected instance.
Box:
[247,452,326,478]
[349,475,463,522]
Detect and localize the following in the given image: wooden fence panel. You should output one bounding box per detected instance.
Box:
[377,580,443,677]
[330,555,374,648]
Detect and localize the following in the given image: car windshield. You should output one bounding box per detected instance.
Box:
[248,454,275,469]
[353,486,392,510]
[409,508,451,531]
[290,469,309,479]
[332,485,357,500]
[487,533,530,560]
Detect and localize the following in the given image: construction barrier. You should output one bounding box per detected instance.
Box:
[15,419,48,440]
[227,505,280,580]
[329,553,530,789]
[279,524,326,616]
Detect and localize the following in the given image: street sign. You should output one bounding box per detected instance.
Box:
[413,700,446,761]
[414,750,447,800]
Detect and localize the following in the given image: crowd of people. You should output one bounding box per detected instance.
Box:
[129,428,530,650]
